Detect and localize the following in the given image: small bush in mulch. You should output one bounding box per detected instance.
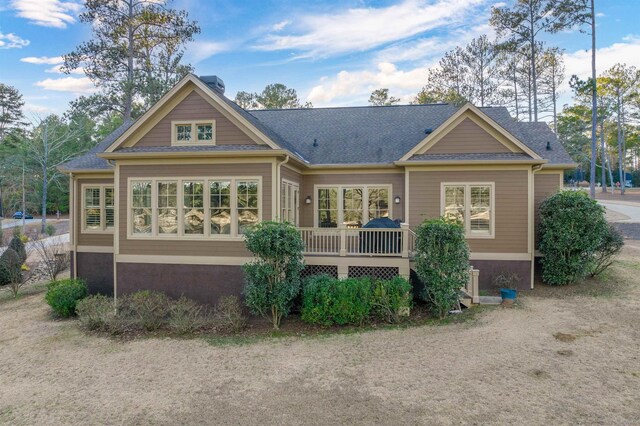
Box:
[45,279,88,317]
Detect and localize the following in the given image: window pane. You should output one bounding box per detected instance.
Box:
[368,187,390,219]
[237,180,259,234]
[444,186,465,224]
[176,124,192,141]
[183,181,204,235]
[105,187,115,228]
[343,187,363,228]
[197,124,213,141]
[158,181,178,234]
[84,187,101,230]
[132,181,152,234]
[470,186,491,233]
[210,180,231,235]
[317,187,337,228]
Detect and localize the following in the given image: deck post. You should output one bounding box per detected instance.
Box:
[401,223,409,258]
[339,228,346,256]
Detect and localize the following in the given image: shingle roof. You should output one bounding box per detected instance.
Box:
[409,152,535,162]
[61,96,574,171]
[115,144,271,154]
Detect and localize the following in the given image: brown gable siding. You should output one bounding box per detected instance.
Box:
[299,172,405,227]
[118,162,272,256]
[534,172,562,248]
[135,91,259,147]
[427,118,515,154]
[281,165,302,185]
[76,177,114,247]
[408,169,529,253]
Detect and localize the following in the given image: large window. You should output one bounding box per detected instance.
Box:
[172,120,216,145]
[128,177,260,238]
[315,185,392,228]
[442,183,494,237]
[281,180,299,225]
[82,185,115,232]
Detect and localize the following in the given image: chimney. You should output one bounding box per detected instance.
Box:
[200,75,225,94]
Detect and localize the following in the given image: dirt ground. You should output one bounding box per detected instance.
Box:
[1,248,639,425]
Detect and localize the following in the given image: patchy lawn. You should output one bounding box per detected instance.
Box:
[1,247,639,425]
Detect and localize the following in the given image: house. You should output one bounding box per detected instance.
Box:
[59,74,574,305]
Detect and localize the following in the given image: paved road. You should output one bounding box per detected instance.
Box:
[0,232,69,255]
[1,218,40,229]
[599,201,640,223]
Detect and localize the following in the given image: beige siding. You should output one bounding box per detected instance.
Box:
[76,177,114,247]
[118,162,273,256]
[408,169,529,253]
[299,172,405,227]
[281,165,302,185]
[428,118,514,154]
[534,173,561,247]
[135,91,258,147]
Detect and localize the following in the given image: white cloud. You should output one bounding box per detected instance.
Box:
[0,32,29,49]
[183,40,231,64]
[307,62,428,106]
[24,103,55,115]
[272,20,290,31]
[10,0,81,28]
[35,76,96,94]
[20,56,63,64]
[563,35,640,89]
[254,0,488,57]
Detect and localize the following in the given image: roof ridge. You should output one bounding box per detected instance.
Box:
[248,103,452,112]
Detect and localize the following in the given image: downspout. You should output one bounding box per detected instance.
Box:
[70,172,77,279]
[530,164,544,289]
[276,155,290,221]
[107,159,117,308]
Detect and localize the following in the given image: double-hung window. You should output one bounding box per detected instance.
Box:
[442,183,494,238]
[172,120,216,145]
[82,184,115,232]
[129,177,260,238]
[281,180,299,225]
[315,185,392,228]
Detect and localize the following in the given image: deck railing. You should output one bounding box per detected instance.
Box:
[298,224,414,258]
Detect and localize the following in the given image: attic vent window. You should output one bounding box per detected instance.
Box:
[172,120,216,145]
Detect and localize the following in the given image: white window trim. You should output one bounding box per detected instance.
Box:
[440,182,495,239]
[171,119,216,146]
[127,176,262,241]
[80,184,115,234]
[313,184,393,228]
[281,179,300,226]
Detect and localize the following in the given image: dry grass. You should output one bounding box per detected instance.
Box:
[1,248,639,425]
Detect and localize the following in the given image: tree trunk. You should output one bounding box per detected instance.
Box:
[601,120,607,191]
[123,0,135,121]
[617,91,625,195]
[41,123,48,234]
[589,0,597,199]
[529,11,538,122]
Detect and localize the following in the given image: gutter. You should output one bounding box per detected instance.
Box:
[97,149,288,160]
[394,159,548,166]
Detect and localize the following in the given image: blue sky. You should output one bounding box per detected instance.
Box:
[1,0,639,118]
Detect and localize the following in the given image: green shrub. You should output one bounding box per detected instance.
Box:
[301,275,372,326]
[590,224,624,277]
[214,295,246,333]
[76,295,114,330]
[127,290,170,331]
[45,223,57,237]
[243,221,304,329]
[8,235,27,263]
[45,279,88,317]
[371,276,412,323]
[0,248,22,287]
[539,190,611,285]
[415,218,470,319]
[168,296,212,334]
[492,272,521,290]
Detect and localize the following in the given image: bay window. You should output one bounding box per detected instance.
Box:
[82,184,115,232]
[315,185,392,228]
[128,177,260,238]
[442,183,494,237]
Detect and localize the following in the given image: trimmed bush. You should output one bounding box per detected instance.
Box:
[214,295,246,333]
[45,279,88,317]
[0,248,22,287]
[371,276,412,323]
[168,296,212,334]
[127,290,170,331]
[590,223,624,277]
[76,295,114,330]
[414,218,470,319]
[243,221,304,329]
[45,223,57,237]
[8,235,27,263]
[539,190,613,285]
[301,275,372,326]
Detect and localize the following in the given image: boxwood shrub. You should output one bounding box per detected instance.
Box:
[371,276,412,323]
[301,275,372,326]
[45,279,88,317]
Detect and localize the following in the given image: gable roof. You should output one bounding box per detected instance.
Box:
[60,76,574,172]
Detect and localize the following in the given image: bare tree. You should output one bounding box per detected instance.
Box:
[32,235,70,281]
